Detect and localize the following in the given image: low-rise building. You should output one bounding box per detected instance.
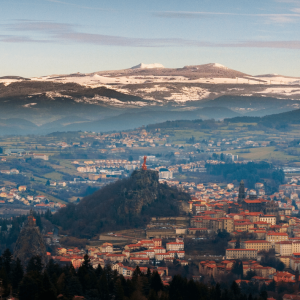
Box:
[266,232,288,244]
[260,215,276,226]
[241,240,272,252]
[226,249,257,260]
[166,242,184,251]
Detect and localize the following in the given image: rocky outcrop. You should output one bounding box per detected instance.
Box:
[120,169,159,215]
[13,214,47,268]
[53,169,190,238]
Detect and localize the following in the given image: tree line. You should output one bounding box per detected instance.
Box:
[205,162,285,190]
[0,248,272,300]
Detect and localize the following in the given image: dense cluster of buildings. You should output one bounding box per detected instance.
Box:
[52,237,187,283]
[0,185,66,209]
[80,130,272,154]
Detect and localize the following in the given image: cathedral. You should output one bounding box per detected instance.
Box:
[238,181,279,215]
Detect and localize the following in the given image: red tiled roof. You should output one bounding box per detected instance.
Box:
[244,240,270,243]
[227,249,257,251]
[267,232,288,236]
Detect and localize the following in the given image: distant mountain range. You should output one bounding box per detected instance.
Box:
[0,63,300,134]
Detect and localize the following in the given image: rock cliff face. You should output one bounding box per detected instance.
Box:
[53,169,190,238]
[13,214,47,268]
[120,169,159,215]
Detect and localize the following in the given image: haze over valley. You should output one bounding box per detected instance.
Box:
[1,62,300,134]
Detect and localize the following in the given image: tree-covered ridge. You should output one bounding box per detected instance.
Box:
[53,169,190,238]
[205,162,285,191]
[146,107,300,132]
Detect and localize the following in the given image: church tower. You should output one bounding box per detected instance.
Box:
[28,210,36,227]
[238,180,245,204]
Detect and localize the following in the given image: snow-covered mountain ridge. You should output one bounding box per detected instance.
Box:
[1,63,300,107]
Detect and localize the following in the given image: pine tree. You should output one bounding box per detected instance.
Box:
[267,279,276,292]
[11,258,24,291]
[150,271,164,294]
[186,279,200,300]
[98,273,110,300]
[215,283,222,300]
[26,255,43,274]
[146,268,151,279]
[66,275,82,298]
[95,264,103,278]
[19,275,39,300]
[82,254,92,270]
[132,266,142,281]
[148,289,159,300]
[115,278,125,300]
[39,271,57,300]
[169,275,187,300]
[260,290,268,300]
[231,281,241,296]
[0,267,10,297]
[239,261,244,279]
[2,248,12,276]
[295,266,299,283]
[46,258,62,285]
[56,273,66,295]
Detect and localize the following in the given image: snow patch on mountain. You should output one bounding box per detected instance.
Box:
[165,87,210,102]
[137,86,170,93]
[257,87,300,96]
[45,92,72,100]
[0,79,21,86]
[23,103,37,108]
[74,95,150,107]
[131,63,165,69]
[208,63,228,69]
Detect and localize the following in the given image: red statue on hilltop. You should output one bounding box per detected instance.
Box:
[142,156,147,170]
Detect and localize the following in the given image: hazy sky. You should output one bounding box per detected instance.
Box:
[1,0,300,77]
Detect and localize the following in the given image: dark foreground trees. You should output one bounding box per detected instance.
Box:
[0,249,281,300]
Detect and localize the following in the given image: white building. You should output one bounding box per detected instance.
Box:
[159,168,173,179]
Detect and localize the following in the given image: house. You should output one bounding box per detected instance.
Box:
[267,232,288,244]
[283,295,300,300]
[10,169,19,174]
[273,271,295,283]
[129,257,150,264]
[166,242,184,251]
[100,243,113,253]
[33,154,49,161]
[159,168,173,180]
[155,253,171,261]
[152,238,162,247]
[226,249,257,260]
[106,254,126,262]
[260,215,276,225]
[241,240,272,252]
[18,186,26,192]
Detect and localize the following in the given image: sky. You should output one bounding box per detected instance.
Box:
[1,0,300,77]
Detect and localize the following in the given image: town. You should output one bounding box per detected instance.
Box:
[1,123,300,299]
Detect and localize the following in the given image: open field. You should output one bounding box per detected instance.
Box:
[44,172,63,181]
[224,146,298,161]
[36,190,67,204]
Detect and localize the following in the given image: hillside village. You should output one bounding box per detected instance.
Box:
[43,175,300,291]
[1,125,300,298]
